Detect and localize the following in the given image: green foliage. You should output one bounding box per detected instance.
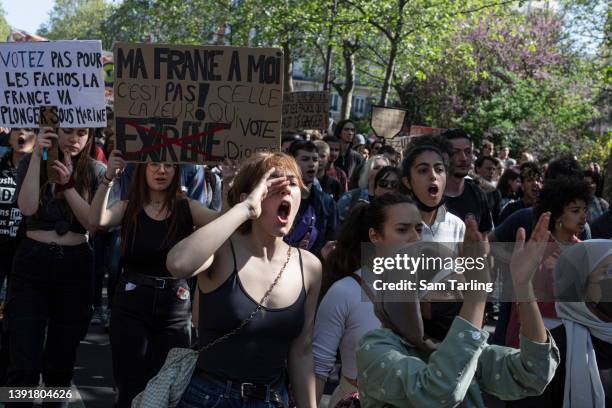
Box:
[29,0,608,162]
[0,2,9,41]
[37,0,114,48]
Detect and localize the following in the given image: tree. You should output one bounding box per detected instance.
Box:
[342,0,517,106]
[0,2,10,41]
[37,0,113,48]
[103,0,221,46]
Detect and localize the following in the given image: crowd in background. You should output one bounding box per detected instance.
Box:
[0,110,610,408]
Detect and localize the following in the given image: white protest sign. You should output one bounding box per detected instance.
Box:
[0,40,106,128]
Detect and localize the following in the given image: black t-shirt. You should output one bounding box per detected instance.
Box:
[122,199,194,278]
[507,324,612,407]
[0,152,23,254]
[445,178,493,232]
[16,153,106,234]
[499,199,527,224]
[593,211,612,239]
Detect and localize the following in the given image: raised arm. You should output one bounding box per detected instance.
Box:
[510,212,551,343]
[167,168,289,279]
[88,150,127,230]
[18,128,55,215]
[52,151,103,233]
[188,199,220,228]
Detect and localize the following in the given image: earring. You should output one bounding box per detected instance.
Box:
[558,220,563,229]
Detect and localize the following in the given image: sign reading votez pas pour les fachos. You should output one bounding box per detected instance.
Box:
[113,43,284,164]
[0,40,106,128]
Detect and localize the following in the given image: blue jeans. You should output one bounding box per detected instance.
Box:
[177,375,288,408]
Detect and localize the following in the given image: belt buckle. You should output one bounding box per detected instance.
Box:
[154,278,166,289]
[240,383,253,399]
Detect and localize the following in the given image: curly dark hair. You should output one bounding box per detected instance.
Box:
[534,178,592,230]
[545,155,583,181]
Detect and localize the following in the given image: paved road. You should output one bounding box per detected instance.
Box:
[72,321,115,408]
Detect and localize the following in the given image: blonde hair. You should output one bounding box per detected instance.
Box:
[358,154,390,190]
[313,140,330,155]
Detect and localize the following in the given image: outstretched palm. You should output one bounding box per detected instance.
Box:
[510,212,551,296]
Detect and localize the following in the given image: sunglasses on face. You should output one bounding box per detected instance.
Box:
[378,179,399,189]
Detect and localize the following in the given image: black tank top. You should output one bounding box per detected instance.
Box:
[122,199,194,278]
[197,241,306,384]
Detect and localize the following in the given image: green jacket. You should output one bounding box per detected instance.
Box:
[356,317,560,407]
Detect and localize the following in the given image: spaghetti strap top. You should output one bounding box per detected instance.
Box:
[196,240,306,384]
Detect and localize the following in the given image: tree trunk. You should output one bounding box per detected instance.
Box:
[283,42,293,93]
[379,40,398,106]
[340,42,355,120]
[605,147,612,203]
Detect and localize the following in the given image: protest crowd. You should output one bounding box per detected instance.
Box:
[0,38,610,408]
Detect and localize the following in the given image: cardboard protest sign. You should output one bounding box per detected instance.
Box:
[113,42,283,164]
[0,40,106,128]
[387,135,412,156]
[370,106,407,139]
[409,125,445,136]
[282,91,328,132]
[39,106,60,183]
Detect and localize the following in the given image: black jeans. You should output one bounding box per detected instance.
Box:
[4,238,94,407]
[110,275,192,408]
[92,232,112,308]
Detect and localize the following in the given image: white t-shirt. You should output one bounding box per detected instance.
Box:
[313,269,380,380]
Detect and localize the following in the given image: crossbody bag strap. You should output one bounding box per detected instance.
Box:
[349,273,377,304]
[196,245,293,353]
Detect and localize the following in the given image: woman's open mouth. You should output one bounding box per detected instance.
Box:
[277,200,291,224]
[427,184,440,198]
[17,137,25,146]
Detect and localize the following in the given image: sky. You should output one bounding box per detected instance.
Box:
[3,0,55,34]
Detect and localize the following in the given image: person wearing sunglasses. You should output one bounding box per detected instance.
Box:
[373,166,401,197]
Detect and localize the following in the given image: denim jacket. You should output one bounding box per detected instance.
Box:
[357,317,560,408]
[285,178,338,258]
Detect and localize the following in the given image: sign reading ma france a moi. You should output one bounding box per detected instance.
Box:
[113,43,284,164]
[0,40,106,127]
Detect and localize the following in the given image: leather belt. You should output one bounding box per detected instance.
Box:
[196,370,286,406]
[123,271,182,290]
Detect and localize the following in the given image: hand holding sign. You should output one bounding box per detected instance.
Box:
[106,150,127,180]
[39,106,60,183]
[34,127,56,158]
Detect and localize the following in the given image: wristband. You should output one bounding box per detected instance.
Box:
[103,173,114,183]
[56,178,75,193]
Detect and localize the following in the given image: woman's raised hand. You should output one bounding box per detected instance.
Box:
[106,150,127,180]
[242,167,289,220]
[510,212,551,299]
[51,150,73,185]
[34,126,57,158]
